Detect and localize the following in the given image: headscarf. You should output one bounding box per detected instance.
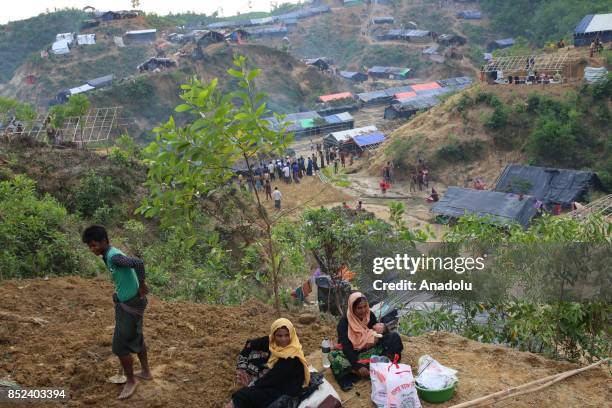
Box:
[266,318,310,387]
[347,292,378,350]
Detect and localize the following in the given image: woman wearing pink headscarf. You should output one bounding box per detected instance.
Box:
[328,292,403,391]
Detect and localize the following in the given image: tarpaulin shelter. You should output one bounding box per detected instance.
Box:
[494,164,600,207]
[196,30,225,47]
[457,10,482,19]
[573,13,612,46]
[351,132,386,150]
[384,95,439,119]
[372,16,394,24]
[356,90,393,105]
[245,26,288,37]
[137,57,176,72]
[339,71,368,82]
[304,57,332,71]
[324,125,378,147]
[265,110,353,138]
[51,40,71,54]
[368,66,411,79]
[411,82,441,92]
[69,84,95,96]
[394,91,417,99]
[87,74,113,88]
[432,187,538,228]
[124,29,157,44]
[77,34,96,45]
[56,33,75,44]
[487,38,515,52]
[319,92,354,103]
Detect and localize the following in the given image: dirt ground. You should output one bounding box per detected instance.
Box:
[2,277,609,408]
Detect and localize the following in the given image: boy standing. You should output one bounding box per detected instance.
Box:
[82,225,152,400]
[272,187,282,210]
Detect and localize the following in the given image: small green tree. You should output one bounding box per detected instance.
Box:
[139,56,292,314]
[49,94,90,144]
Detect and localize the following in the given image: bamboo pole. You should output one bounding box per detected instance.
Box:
[449,358,609,408]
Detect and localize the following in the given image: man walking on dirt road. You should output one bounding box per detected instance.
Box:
[82,225,152,400]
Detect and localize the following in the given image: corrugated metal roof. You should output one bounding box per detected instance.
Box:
[356,90,391,103]
[335,112,353,121]
[432,187,538,228]
[584,13,612,33]
[392,95,439,110]
[319,92,353,102]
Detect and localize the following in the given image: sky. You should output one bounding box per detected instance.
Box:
[1,1,301,24]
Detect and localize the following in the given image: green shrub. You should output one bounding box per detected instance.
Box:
[0,176,92,279]
[74,170,121,217]
[437,139,484,163]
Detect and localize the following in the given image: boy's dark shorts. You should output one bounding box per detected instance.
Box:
[112,294,147,356]
[274,200,281,209]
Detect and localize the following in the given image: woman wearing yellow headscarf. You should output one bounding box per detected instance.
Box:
[227,318,310,408]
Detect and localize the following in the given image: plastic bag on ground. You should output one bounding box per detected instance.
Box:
[369,355,390,407]
[386,363,421,408]
[416,355,458,390]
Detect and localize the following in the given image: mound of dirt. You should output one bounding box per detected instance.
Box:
[3,277,610,407]
[307,332,610,407]
[0,277,337,407]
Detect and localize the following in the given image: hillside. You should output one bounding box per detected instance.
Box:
[366,71,612,192]
[1,276,610,407]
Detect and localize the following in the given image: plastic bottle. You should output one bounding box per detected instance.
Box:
[321,337,331,369]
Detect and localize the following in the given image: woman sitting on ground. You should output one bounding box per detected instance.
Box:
[329,292,403,391]
[226,318,310,408]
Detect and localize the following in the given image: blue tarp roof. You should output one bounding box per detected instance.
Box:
[494,164,599,206]
[353,132,386,147]
[574,14,594,34]
[432,187,538,228]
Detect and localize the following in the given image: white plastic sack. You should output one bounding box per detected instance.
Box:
[386,364,421,408]
[370,355,421,408]
[370,355,390,407]
[416,355,458,390]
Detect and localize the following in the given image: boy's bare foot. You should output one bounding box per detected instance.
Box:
[117,381,138,400]
[135,371,153,380]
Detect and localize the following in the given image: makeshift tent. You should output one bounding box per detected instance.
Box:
[137,57,176,71]
[304,58,331,70]
[323,112,354,128]
[324,125,378,147]
[411,82,441,92]
[372,16,394,24]
[487,38,515,52]
[245,26,288,37]
[339,71,368,82]
[77,34,96,45]
[352,132,386,150]
[356,90,392,105]
[265,110,352,137]
[394,91,417,99]
[319,92,354,103]
[114,36,125,47]
[368,66,411,79]
[573,13,612,46]
[250,16,276,26]
[432,187,538,228]
[196,30,225,47]
[384,95,439,119]
[437,34,467,46]
[494,164,600,207]
[56,33,74,44]
[100,11,121,21]
[51,40,71,54]
[124,29,157,43]
[584,67,608,83]
[436,76,473,89]
[422,45,439,55]
[69,84,95,96]
[87,74,113,88]
[457,10,482,19]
